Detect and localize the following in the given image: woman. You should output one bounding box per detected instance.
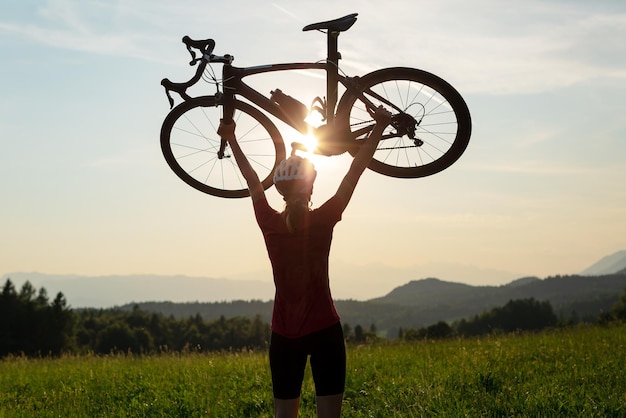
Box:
[218,107,391,418]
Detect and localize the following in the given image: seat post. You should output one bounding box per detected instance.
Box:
[326,30,340,126]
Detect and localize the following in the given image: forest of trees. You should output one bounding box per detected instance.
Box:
[2,278,626,358]
[401,298,558,340]
[1,279,270,357]
[0,280,74,357]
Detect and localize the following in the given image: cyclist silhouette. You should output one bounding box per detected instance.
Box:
[218,106,391,418]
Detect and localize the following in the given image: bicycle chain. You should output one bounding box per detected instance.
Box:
[376,144,419,150]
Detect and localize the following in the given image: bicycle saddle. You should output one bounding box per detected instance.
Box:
[302,13,358,32]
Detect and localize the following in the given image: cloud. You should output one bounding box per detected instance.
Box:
[0,21,150,59]
[86,147,160,169]
[0,0,181,61]
[271,3,306,24]
[464,161,592,176]
[362,1,626,95]
[5,0,625,96]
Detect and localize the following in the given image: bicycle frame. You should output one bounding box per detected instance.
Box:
[162,28,379,158]
[220,62,330,135]
[218,36,370,158]
[162,13,416,161]
[217,62,386,158]
[221,20,347,128]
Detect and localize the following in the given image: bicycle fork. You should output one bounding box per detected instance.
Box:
[217,81,237,160]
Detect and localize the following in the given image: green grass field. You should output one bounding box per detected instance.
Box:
[1,324,625,417]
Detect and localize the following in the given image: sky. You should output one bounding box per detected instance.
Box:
[1,0,625,300]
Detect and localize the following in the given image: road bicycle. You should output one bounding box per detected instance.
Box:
[160,13,472,198]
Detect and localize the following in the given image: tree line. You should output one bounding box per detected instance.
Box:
[1,279,269,357]
[2,278,625,357]
[400,298,557,340]
[400,292,626,341]
[117,273,626,337]
[0,280,74,356]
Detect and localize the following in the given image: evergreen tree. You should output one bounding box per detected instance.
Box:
[613,286,626,321]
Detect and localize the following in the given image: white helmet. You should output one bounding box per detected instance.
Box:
[273,156,317,196]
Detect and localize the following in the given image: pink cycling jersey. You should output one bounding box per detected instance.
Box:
[253,196,343,338]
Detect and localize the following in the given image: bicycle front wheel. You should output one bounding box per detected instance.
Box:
[337,67,471,178]
[161,97,285,198]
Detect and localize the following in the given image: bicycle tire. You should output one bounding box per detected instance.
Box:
[337,67,471,178]
[161,97,286,198]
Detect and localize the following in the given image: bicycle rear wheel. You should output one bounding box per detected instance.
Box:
[337,67,471,178]
[161,97,285,198]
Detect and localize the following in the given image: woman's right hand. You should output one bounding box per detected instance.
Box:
[370,106,392,125]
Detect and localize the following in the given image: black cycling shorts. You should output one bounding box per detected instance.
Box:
[269,322,346,399]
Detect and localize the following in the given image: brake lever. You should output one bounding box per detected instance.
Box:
[161,78,175,108]
[164,87,174,109]
[182,36,197,64]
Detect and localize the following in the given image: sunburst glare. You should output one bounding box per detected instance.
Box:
[284,128,331,170]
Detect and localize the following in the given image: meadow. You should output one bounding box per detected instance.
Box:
[1,324,624,417]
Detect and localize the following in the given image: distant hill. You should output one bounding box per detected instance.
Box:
[580,250,626,275]
[5,250,623,308]
[6,250,626,337]
[373,274,626,309]
[373,278,477,306]
[119,273,626,338]
[350,274,626,335]
[0,272,274,308]
[505,276,542,288]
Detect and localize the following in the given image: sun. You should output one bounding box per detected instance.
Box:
[285,111,322,155]
[284,129,333,170]
[300,111,327,153]
[285,130,319,157]
[301,131,320,154]
[283,112,338,168]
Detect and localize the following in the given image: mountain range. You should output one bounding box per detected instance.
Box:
[1,262,524,308]
[580,250,626,275]
[119,272,626,339]
[2,250,626,310]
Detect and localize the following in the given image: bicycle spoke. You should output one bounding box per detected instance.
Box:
[161,99,285,197]
[338,68,470,178]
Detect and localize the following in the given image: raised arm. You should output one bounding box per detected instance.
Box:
[217,120,266,201]
[334,107,392,210]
